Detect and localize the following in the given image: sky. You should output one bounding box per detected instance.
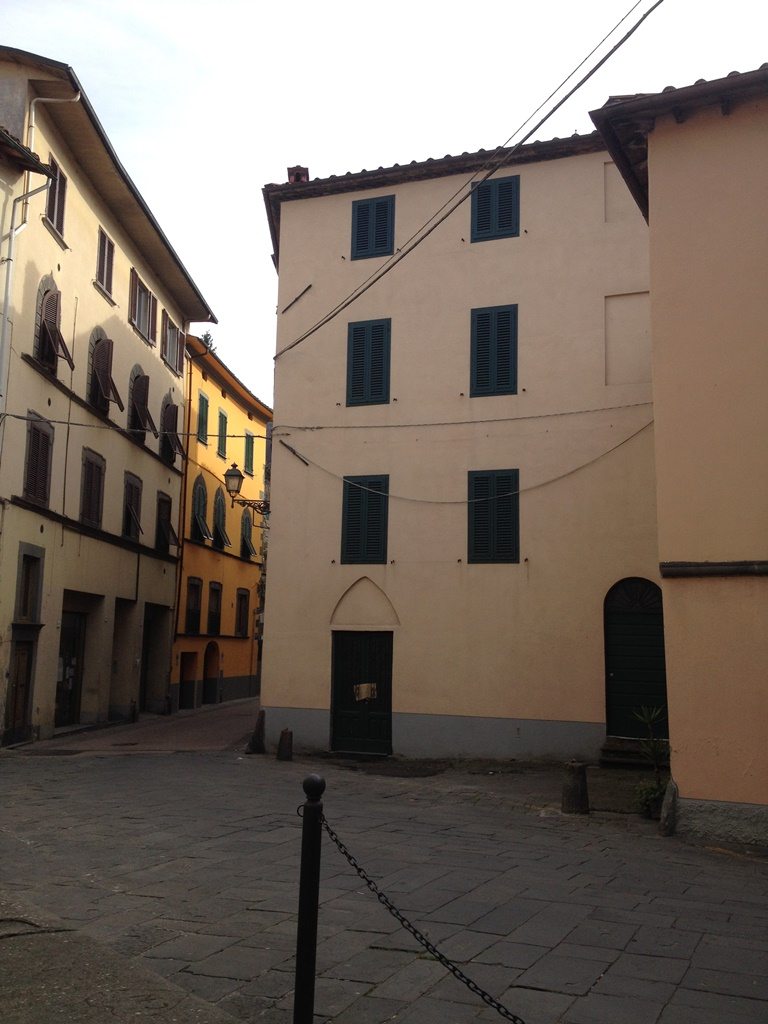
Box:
[3,0,767,405]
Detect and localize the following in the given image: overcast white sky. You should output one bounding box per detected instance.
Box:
[4,0,766,404]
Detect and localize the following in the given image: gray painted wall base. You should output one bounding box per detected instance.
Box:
[262,706,604,761]
[676,795,768,849]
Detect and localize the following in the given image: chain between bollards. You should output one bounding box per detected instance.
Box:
[292,774,326,1024]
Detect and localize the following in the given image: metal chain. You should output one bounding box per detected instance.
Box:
[321,815,527,1024]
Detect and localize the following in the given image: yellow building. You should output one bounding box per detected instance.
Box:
[261,139,658,761]
[0,47,215,743]
[592,67,768,845]
[172,335,271,710]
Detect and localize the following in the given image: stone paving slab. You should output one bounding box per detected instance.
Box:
[1,742,767,1023]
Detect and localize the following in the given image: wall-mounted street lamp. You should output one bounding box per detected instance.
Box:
[224,462,270,515]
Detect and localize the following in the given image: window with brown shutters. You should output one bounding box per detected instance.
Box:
[122,473,143,541]
[128,268,157,344]
[96,228,115,295]
[80,448,105,528]
[129,371,159,442]
[90,338,124,415]
[159,400,185,464]
[35,288,74,374]
[161,310,185,375]
[155,491,179,555]
[186,577,202,633]
[235,589,250,637]
[45,157,67,237]
[23,414,54,507]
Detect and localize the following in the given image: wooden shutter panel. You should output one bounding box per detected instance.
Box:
[342,479,363,561]
[473,182,493,237]
[493,471,519,561]
[105,235,114,291]
[496,177,519,236]
[132,375,158,436]
[162,402,186,457]
[55,172,66,235]
[368,321,389,402]
[160,310,168,360]
[93,339,124,411]
[176,331,185,375]
[46,161,58,224]
[472,311,493,393]
[25,421,51,504]
[494,307,517,392]
[149,296,157,346]
[342,475,388,563]
[353,201,371,256]
[43,290,60,326]
[363,477,388,562]
[469,472,493,562]
[197,393,208,442]
[347,324,367,404]
[372,197,392,255]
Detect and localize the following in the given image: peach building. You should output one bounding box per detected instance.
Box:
[592,66,768,845]
[261,138,661,764]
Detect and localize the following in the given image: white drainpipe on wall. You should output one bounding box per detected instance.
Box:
[22,91,80,226]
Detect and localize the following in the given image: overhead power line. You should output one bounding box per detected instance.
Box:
[275,0,666,361]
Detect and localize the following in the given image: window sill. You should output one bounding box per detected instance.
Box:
[93,279,116,306]
[42,216,68,250]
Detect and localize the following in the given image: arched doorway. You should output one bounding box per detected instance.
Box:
[202,642,220,705]
[604,578,667,739]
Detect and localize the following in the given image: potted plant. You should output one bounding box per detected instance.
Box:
[633,705,669,819]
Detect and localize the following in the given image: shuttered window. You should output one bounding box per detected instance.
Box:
[24,414,54,507]
[36,289,74,373]
[161,310,185,375]
[197,393,209,443]
[186,577,202,633]
[468,469,520,563]
[191,475,213,542]
[347,318,391,406]
[129,269,157,344]
[470,305,518,396]
[96,228,114,295]
[351,195,395,260]
[155,492,179,554]
[207,582,222,635]
[122,473,143,541]
[471,175,520,242]
[160,401,185,463]
[244,432,254,475]
[341,474,389,564]
[130,373,159,439]
[217,411,227,458]
[235,589,250,637]
[212,488,231,549]
[45,157,67,236]
[240,509,257,559]
[80,448,105,528]
[90,338,124,413]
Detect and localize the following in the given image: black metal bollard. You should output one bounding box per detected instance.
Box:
[293,774,326,1024]
[561,760,589,814]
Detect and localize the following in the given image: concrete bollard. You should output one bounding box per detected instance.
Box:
[245,709,266,755]
[562,761,589,814]
[277,728,293,761]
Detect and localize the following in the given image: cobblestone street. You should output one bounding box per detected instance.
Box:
[1,726,767,1023]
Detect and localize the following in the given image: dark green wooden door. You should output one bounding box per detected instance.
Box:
[604,578,668,739]
[331,631,392,754]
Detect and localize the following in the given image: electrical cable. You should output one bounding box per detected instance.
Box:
[1,411,268,441]
[277,419,654,505]
[275,0,666,361]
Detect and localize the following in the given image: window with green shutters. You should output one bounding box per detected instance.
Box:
[351,196,395,259]
[471,305,518,396]
[217,410,227,458]
[347,319,391,405]
[244,432,254,475]
[341,475,389,564]
[197,393,209,443]
[471,175,520,242]
[468,469,520,563]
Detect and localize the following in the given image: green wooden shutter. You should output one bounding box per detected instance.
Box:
[244,433,254,474]
[471,175,520,242]
[351,196,394,259]
[347,323,368,404]
[471,310,493,394]
[341,475,388,563]
[471,305,517,396]
[472,183,493,238]
[496,177,520,236]
[347,319,391,405]
[197,393,209,443]
[494,307,517,393]
[218,411,227,457]
[468,469,519,563]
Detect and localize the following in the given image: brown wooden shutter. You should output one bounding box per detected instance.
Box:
[132,374,159,436]
[149,295,157,346]
[25,420,52,505]
[93,339,125,411]
[55,172,66,235]
[162,402,186,457]
[176,332,186,375]
[160,310,168,360]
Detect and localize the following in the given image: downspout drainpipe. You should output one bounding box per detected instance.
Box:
[23,91,81,226]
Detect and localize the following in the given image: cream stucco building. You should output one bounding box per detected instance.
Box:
[592,66,768,845]
[261,138,662,761]
[0,47,215,742]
